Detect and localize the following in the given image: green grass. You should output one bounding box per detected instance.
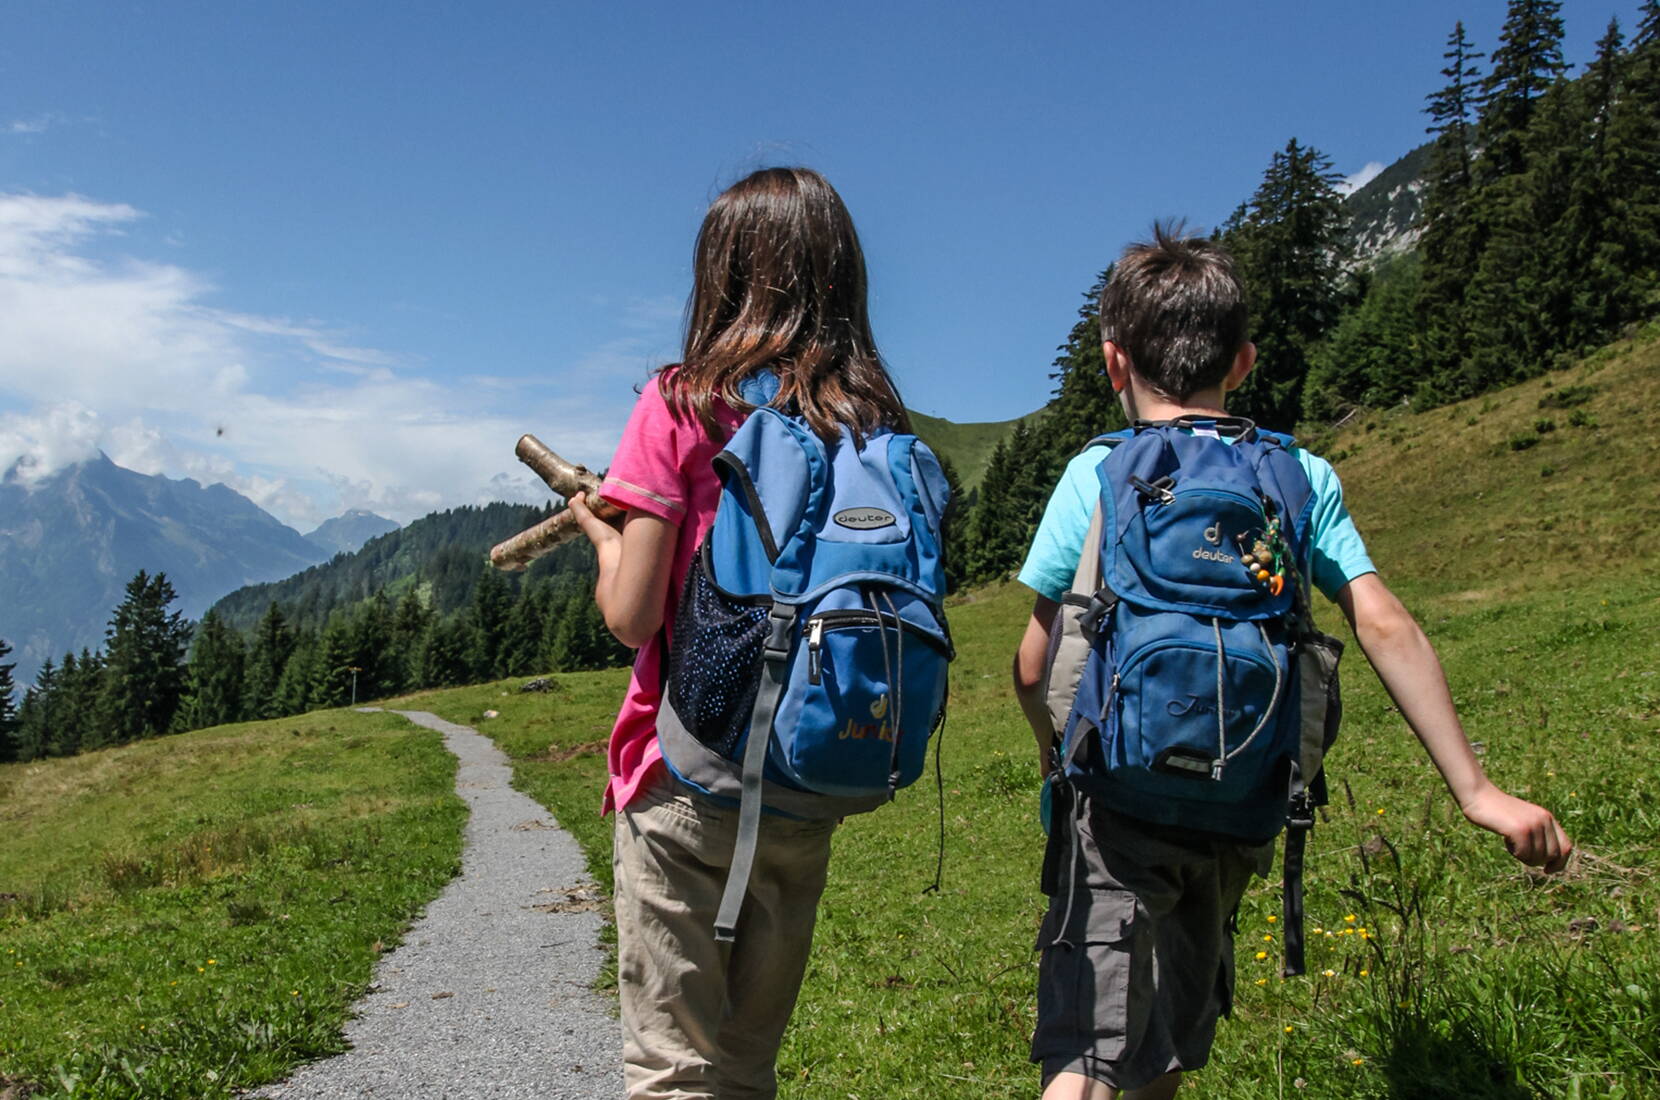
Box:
[425,329,1660,1097]
[0,710,465,1098]
[4,329,1657,1097]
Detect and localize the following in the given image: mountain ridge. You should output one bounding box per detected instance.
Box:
[0,454,330,683]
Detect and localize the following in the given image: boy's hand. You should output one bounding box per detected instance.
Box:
[1458,784,1573,873]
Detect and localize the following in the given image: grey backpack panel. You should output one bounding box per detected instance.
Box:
[1042,500,1105,739]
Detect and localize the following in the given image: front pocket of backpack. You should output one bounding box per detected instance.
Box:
[1112,638,1282,801]
[770,610,949,797]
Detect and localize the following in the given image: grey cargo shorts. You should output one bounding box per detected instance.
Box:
[1031,792,1272,1091]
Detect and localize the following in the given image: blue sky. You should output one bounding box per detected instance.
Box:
[0,0,1638,527]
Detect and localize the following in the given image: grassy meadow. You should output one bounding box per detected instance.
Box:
[0,711,464,1098]
[423,328,1660,1098]
[2,325,1657,1097]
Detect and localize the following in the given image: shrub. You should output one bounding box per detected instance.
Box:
[1538,384,1597,410]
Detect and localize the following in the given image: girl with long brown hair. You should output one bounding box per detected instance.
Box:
[569,166,909,1099]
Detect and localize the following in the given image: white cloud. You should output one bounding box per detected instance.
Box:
[1338,162,1386,197]
[7,116,54,135]
[0,191,658,528]
[0,402,103,486]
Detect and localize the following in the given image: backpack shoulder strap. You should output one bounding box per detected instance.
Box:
[1081,428,1133,453]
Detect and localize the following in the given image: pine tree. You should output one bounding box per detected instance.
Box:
[351,591,396,700]
[1537,21,1627,357]
[546,591,625,672]
[961,420,1056,585]
[1304,255,1425,418]
[1476,0,1568,183]
[1044,268,1125,455]
[311,615,360,709]
[466,566,514,681]
[58,649,107,754]
[502,584,550,676]
[274,630,319,715]
[179,610,246,731]
[390,589,433,691]
[13,659,55,763]
[1222,139,1352,430]
[1418,21,1487,389]
[417,617,470,688]
[936,454,972,595]
[96,571,191,744]
[54,652,90,754]
[242,602,295,720]
[0,639,20,762]
[1602,2,1660,320]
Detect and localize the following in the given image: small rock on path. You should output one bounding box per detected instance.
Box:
[251,708,620,1100]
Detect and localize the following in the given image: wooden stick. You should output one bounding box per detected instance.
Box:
[488,435,622,571]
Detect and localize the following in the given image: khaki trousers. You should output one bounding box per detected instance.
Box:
[613,773,835,1099]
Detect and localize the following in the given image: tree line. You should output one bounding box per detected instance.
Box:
[0,552,626,764]
[947,0,1658,591]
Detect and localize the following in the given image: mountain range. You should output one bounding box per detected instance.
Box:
[0,455,393,684]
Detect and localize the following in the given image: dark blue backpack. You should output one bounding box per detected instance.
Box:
[658,372,954,941]
[1044,417,1344,974]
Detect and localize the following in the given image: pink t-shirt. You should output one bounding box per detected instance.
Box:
[597,371,744,815]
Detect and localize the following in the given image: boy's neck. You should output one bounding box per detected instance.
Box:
[1119,377,1229,423]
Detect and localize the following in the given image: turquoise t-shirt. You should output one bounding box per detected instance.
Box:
[1018,441,1376,604]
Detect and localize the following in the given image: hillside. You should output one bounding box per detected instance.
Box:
[208,501,588,634]
[1344,141,1430,263]
[910,408,1044,491]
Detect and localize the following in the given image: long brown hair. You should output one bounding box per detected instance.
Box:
[663,166,909,442]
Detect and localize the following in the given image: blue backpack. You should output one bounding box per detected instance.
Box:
[658,372,954,942]
[1043,417,1344,975]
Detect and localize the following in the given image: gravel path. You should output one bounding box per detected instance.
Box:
[252,708,621,1099]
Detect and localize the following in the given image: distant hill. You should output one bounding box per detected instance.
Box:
[304,509,400,557]
[910,409,1043,491]
[0,454,329,684]
[1344,142,1430,265]
[209,501,588,635]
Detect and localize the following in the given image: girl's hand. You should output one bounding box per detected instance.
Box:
[568,492,622,543]
[568,492,622,575]
[1459,784,1573,873]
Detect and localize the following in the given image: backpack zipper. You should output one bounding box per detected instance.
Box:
[805,609,950,687]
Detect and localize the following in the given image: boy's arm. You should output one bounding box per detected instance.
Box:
[1335,572,1572,872]
[1012,597,1061,776]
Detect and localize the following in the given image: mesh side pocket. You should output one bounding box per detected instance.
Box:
[666,552,769,757]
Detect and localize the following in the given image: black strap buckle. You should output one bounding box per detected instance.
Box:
[1286,791,1316,831]
[762,605,797,662]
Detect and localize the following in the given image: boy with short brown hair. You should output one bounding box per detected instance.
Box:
[1011,224,1570,1100]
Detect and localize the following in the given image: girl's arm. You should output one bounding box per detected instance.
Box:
[568,492,677,649]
